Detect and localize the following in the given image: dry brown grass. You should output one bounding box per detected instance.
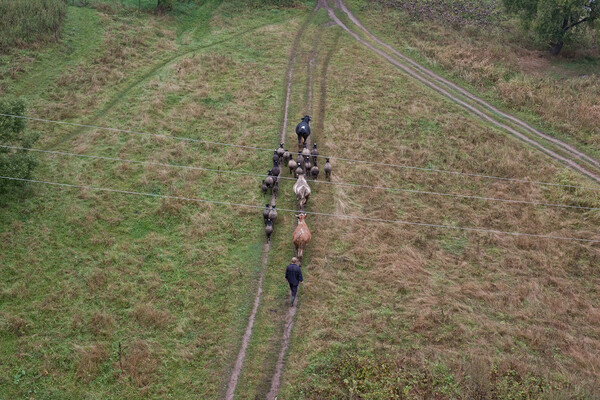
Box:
[121,339,158,388]
[90,310,115,337]
[75,343,109,383]
[360,4,600,149]
[132,303,173,329]
[0,313,31,337]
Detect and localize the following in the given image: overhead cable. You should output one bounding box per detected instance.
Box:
[1,175,598,243]
[3,144,599,211]
[1,113,599,191]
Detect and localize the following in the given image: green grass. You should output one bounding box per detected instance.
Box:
[0,6,102,98]
[2,0,600,398]
[0,1,312,398]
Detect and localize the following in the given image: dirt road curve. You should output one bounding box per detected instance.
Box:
[323,0,600,184]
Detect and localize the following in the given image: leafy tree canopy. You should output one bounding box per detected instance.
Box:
[503,0,600,54]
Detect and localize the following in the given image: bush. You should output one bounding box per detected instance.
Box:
[0,99,40,193]
[0,0,67,53]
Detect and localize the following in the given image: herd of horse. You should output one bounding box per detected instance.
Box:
[262,115,332,262]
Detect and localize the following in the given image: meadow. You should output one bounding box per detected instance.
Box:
[1,0,599,399]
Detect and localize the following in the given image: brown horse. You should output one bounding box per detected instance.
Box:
[292,214,311,260]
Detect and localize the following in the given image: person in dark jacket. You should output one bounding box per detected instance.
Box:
[285,257,303,306]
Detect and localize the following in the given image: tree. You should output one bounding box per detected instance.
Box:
[0,99,40,193]
[503,0,600,55]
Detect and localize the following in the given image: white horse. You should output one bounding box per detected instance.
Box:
[293,173,311,211]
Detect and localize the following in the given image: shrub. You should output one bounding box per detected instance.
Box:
[0,99,40,193]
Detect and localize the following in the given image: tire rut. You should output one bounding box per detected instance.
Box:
[224,13,311,400]
[44,21,283,150]
[326,0,600,184]
[266,9,339,399]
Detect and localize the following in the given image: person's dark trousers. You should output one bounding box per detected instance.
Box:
[289,283,298,306]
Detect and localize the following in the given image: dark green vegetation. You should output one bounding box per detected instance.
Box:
[0,0,67,52]
[376,0,600,55]
[1,0,600,399]
[503,0,600,54]
[0,99,40,192]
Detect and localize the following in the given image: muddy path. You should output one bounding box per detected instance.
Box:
[224,13,311,400]
[324,0,600,184]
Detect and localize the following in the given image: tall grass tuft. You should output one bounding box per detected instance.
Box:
[0,0,67,53]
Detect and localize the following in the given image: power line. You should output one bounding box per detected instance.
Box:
[3,144,599,212]
[0,113,275,152]
[2,113,599,192]
[1,175,598,243]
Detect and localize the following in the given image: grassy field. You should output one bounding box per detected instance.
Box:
[274,2,600,398]
[358,0,600,156]
[0,0,66,53]
[0,1,311,398]
[1,0,600,399]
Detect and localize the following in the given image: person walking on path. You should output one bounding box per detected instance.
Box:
[285,257,303,307]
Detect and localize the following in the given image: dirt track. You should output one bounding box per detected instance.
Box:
[224,13,310,400]
[324,0,600,184]
[230,1,600,397]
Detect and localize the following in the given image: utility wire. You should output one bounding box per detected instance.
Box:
[1,113,599,192]
[3,144,599,211]
[0,176,598,243]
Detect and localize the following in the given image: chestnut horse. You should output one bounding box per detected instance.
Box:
[292,214,311,260]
